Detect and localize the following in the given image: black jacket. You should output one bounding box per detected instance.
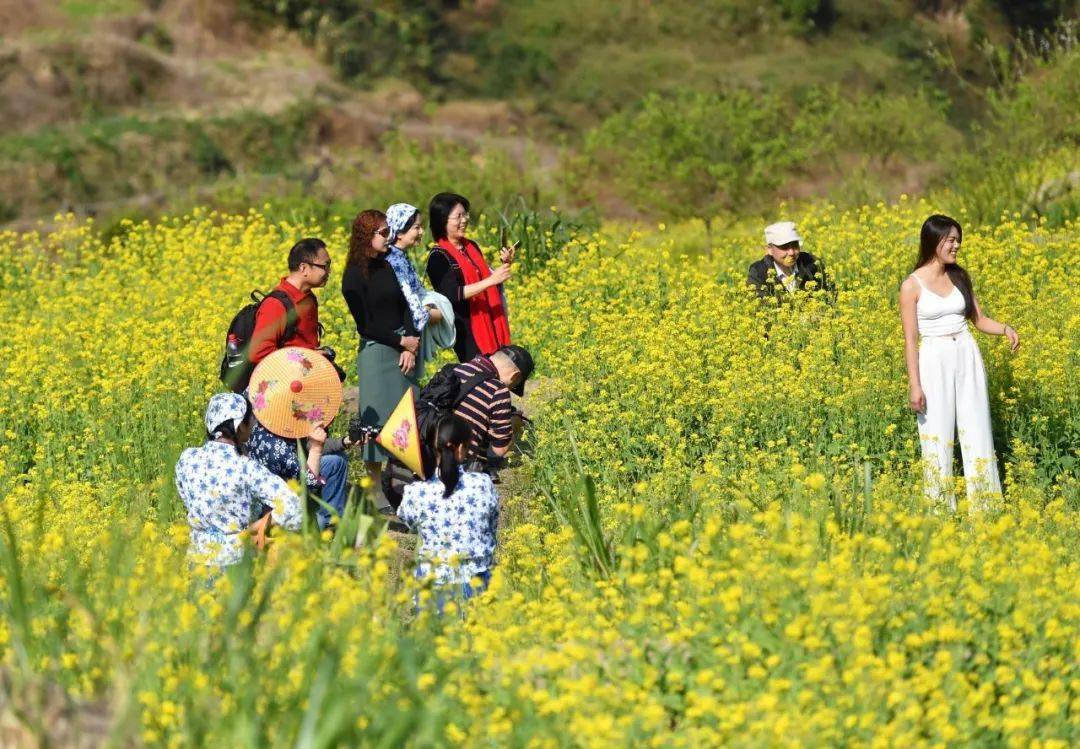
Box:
[746,252,832,301]
[341,259,417,351]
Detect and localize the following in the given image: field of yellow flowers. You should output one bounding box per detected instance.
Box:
[0,198,1077,746]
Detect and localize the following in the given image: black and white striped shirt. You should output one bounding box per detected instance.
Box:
[452,356,513,462]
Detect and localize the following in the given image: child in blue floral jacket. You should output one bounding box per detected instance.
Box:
[399,415,500,603]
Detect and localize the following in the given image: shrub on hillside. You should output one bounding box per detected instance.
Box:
[583,85,958,226]
[584,89,823,238]
[952,30,1079,222]
[240,0,449,84]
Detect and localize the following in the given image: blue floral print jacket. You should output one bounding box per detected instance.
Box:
[175,441,303,566]
[399,469,500,585]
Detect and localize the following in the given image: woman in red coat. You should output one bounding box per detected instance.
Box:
[425,193,513,362]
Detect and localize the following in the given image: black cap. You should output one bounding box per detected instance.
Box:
[500,345,534,396]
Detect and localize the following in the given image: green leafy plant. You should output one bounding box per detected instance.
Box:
[586,89,820,241]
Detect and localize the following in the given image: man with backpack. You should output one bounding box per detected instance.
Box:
[381,345,534,509]
[222,237,352,530]
[250,237,331,366]
[221,238,334,393]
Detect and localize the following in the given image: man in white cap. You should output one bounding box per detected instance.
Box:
[747,221,831,301]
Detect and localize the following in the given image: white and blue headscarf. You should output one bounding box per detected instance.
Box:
[205,393,248,439]
[385,203,430,331]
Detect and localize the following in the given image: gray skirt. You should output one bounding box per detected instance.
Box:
[357,338,424,462]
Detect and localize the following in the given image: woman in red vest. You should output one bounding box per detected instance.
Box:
[426,193,513,362]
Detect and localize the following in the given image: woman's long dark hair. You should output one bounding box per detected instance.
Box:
[347,209,387,278]
[433,414,472,497]
[429,192,470,241]
[915,214,976,321]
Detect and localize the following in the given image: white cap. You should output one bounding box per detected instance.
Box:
[764,221,802,246]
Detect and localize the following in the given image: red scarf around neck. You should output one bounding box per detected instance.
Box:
[437,237,511,354]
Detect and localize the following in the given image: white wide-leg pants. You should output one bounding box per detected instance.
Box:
[917,330,1001,509]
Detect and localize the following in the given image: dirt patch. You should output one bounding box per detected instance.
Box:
[0,1,61,35]
[778,154,942,205]
[431,100,520,134]
[0,670,113,749]
[365,80,426,119]
[0,3,569,228]
[0,34,175,132]
[0,2,339,132]
[156,0,253,51]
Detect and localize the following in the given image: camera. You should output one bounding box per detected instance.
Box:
[348,415,379,445]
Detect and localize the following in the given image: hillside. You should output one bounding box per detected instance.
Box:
[0,0,1077,230]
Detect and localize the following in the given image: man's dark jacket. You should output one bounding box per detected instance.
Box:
[746,252,833,301]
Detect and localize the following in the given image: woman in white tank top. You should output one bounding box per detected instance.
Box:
[898,215,1020,510]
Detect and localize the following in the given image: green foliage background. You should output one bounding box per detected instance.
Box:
[2,1,1078,229]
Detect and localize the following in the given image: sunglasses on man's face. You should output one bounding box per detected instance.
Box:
[306,260,331,271]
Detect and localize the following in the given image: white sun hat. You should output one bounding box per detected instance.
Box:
[764,221,802,246]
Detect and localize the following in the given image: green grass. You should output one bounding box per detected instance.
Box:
[60,0,141,24]
[60,0,141,18]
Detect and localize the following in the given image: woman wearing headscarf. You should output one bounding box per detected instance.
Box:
[175,393,312,567]
[383,203,437,369]
[342,205,442,506]
[426,193,513,362]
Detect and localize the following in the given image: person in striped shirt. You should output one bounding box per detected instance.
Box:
[451,345,534,470]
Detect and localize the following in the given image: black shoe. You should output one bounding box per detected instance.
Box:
[373,505,409,532]
[379,512,411,533]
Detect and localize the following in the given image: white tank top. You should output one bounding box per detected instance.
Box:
[910,273,967,337]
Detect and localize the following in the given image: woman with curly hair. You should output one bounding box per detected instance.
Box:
[341,208,427,504]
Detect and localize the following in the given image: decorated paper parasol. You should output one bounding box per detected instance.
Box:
[376,388,425,477]
[248,347,343,438]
